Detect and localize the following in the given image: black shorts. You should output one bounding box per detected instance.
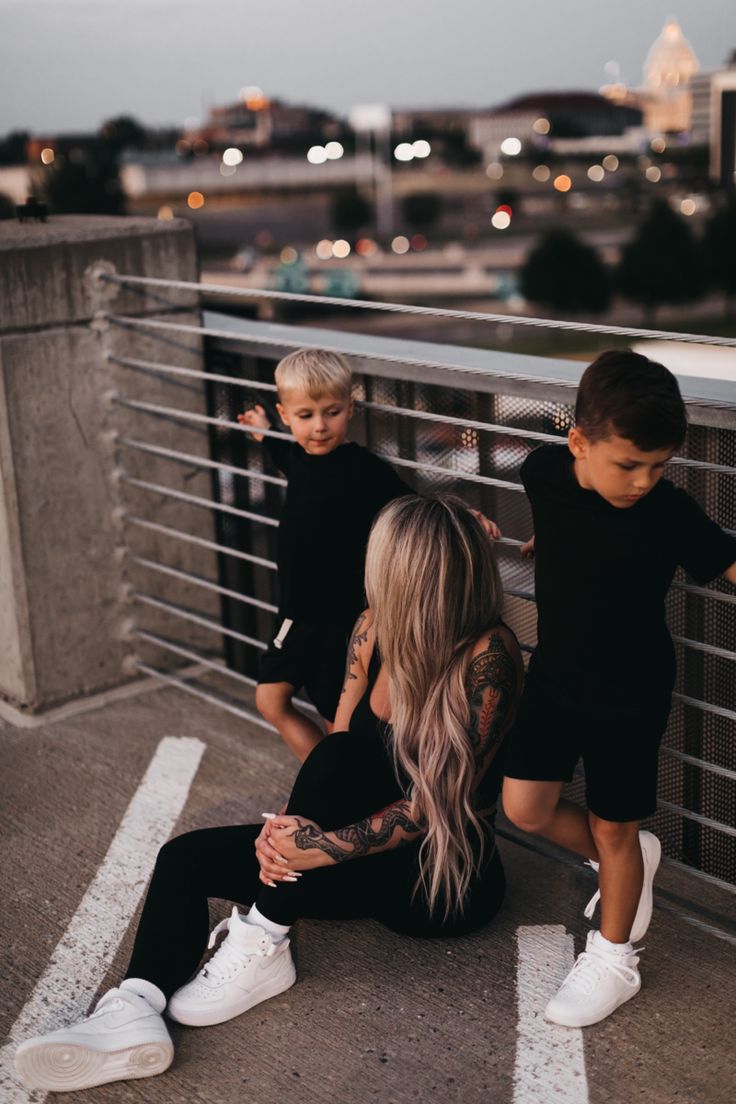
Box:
[503,662,672,822]
[258,619,350,722]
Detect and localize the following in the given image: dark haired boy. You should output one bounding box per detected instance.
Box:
[503,350,736,1027]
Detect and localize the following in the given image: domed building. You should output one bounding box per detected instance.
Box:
[642,20,700,132]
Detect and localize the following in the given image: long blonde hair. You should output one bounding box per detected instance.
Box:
[364,494,504,917]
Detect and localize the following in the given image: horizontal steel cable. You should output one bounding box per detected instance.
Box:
[132,591,267,650]
[135,660,275,729]
[121,474,280,526]
[133,628,317,716]
[123,514,277,571]
[118,437,287,487]
[672,691,736,723]
[109,352,279,393]
[135,629,258,689]
[102,272,736,349]
[388,453,523,491]
[657,798,736,838]
[113,394,292,443]
[129,554,279,613]
[659,856,736,895]
[659,745,736,782]
[671,634,736,662]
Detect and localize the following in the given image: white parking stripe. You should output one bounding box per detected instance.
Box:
[0,735,205,1103]
[514,925,589,1104]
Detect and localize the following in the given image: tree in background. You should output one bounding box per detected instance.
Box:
[400,191,443,232]
[37,115,147,216]
[329,187,373,236]
[40,145,125,215]
[100,115,147,153]
[703,198,736,305]
[617,199,706,323]
[521,230,611,314]
[0,131,29,165]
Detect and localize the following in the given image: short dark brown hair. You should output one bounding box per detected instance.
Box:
[575,350,687,450]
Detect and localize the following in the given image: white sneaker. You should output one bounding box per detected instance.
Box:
[167,906,296,1027]
[583,830,661,942]
[544,931,641,1027]
[15,988,173,1093]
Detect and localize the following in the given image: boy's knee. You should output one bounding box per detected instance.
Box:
[502,779,559,835]
[256,682,292,722]
[589,816,639,851]
[502,794,553,835]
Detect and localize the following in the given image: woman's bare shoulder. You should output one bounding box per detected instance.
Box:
[466,624,523,691]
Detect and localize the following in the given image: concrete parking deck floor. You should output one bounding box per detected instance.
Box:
[2,679,735,1104]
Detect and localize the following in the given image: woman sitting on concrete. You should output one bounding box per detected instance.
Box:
[16,494,523,1094]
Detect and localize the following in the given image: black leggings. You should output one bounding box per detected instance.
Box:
[126,728,505,998]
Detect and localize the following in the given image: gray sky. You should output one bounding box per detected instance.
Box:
[1,0,734,135]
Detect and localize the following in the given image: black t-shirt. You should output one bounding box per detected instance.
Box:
[266,437,412,628]
[522,445,736,704]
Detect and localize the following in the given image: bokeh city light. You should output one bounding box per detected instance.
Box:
[222,147,243,166]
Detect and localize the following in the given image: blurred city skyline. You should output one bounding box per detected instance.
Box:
[1,0,734,135]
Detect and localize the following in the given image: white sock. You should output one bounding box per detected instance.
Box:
[246,903,290,942]
[592,930,634,956]
[120,977,167,1013]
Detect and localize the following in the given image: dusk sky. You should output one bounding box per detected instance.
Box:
[1,0,734,135]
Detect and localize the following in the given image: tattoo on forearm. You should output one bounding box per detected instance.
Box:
[291,801,423,863]
[465,633,518,769]
[339,611,369,696]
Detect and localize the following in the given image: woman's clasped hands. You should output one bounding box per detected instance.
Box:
[255,813,336,887]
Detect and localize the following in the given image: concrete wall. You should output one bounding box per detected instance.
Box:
[0,216,218,716]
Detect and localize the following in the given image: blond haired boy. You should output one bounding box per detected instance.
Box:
[239,348,411,759]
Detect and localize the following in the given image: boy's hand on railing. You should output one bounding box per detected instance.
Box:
[237,404,269,441]
[520,535,535,559]
[471,510,501,541]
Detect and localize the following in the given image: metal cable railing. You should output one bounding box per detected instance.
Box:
[104,275,736,893]
[101,271,736,350]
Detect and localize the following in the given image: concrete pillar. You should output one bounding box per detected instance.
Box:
[0,215,218,716]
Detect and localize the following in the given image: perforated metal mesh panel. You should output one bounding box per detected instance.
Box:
[204,340,735,890]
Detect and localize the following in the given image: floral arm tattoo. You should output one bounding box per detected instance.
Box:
[465,632,518,774]
[290,800,424,864]
[339,610,370,696]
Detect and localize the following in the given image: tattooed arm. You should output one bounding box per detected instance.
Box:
[465,628,521,785]
[332,609,373,731]
[268,800,424,870]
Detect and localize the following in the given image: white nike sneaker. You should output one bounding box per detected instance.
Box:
[15,988,173,1093]
[167,906,296,1027]
[583,830,662,942]
[544,930,642,1027]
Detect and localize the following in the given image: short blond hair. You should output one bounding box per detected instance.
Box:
[274,348,352,401]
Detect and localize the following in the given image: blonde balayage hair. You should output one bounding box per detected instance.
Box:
[275,348,352,401]
[364,494,504,917]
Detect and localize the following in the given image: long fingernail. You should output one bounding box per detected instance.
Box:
[267,880,278,888]
[283,876,298,883]
[276,856,289,864]
[262,812,276,819]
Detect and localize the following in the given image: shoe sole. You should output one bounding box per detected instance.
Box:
[544,977,641,1028]
[167,962,297,1027]
[15,1038,173,1092]
[630,832,661,943]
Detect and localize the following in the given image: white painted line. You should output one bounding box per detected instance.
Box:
[514,925,589,1104]
[0,735,205,1103]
